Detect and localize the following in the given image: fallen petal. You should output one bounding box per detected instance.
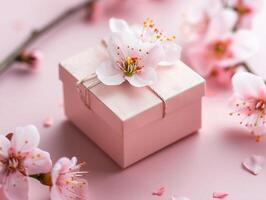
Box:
[213,192,228,199]
[152,187,165,196]
[242,155,265,175]
[43,117,53,128]
[171,195,190,200]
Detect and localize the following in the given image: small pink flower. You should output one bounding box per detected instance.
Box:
[17,50,43,69]
[0,125,52,200]
[228,0,263,29]
[186,10,258,78]
[179,0,224,43]
[50,157,88,200]
[229,72,266,141]
[43,117,53,128]
[96,18,181,87]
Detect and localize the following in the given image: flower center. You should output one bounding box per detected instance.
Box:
[57,162,88,199]
[235,0,252,16]
[210,39,232,59]
[229,99,266,128]
[1,153,26,175]
[119,56,143,77]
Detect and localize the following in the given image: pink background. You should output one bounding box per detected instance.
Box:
[1,0,266,199]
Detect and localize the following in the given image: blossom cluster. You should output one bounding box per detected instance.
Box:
[182,0,261,85]
[218,1,266,141]
[0,125,88,200]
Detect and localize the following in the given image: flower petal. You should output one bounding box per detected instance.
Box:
[231,30,258,62]
[23,148,52,175]
[3,172,29,200]
[51,157,88,200]
[171,196,190,200]
[107,30,154,62]
[96,61,125,86]
[186,43,214,76]
[109,18,131,33]
[206,9,237,41]
[52,157,76,185]
[159,42,181,66]
[141,45,164,68]
[0,135,10,158]
[232,72,266,98]
[12,125,40,153]
[213,192,229,199]
[242,155,265,175]
[60,178,88,200]
[50,186,64,200]
[152,187,165,196]
[144,42,181,67]
[51,162,62,186]
[106,33,128,63]
[216,67,235,86]
[126,67,157,87]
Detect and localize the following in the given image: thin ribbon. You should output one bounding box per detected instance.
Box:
[76,74,167,118]
[147,85,166,118]
[76,73,101,110]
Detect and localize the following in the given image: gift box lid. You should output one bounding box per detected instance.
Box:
[59,46,205,135]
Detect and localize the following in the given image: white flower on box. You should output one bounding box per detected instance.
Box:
[96,18,182,87]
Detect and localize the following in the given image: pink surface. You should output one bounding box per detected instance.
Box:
[1,0,266,199]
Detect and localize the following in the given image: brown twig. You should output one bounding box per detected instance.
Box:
[0,0,96,74]
[236,62,253,73]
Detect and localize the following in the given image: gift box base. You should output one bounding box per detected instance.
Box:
[60,67,202,168]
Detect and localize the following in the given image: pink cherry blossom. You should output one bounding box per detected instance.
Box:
[185,8,258,78]
[43,116,53,128]
[227,0,263,29]
[178,0,224,44]
[17,50,43,69]
[50,157,88,200]
[0,125,52,200]
[229,72,266,141]
[96,18,181,87]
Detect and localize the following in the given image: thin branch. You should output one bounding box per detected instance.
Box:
[0,0,96,74]
[237,62,253,73]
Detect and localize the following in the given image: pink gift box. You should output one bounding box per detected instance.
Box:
[59,47,205,168]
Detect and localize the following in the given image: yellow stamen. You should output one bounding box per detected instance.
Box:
[256,135,262,142]
[143,17,176,42]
